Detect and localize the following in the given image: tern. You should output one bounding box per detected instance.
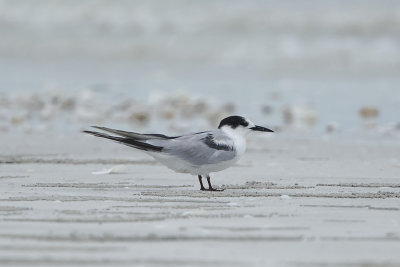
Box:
[83,115,273,191]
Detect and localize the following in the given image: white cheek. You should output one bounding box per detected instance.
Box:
[238,126,252,136]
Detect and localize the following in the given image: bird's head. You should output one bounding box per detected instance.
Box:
[218,115,274,137]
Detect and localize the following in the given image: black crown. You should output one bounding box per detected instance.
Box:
[218,116,249,129]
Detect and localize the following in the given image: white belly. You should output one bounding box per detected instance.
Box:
[150,153,241,176]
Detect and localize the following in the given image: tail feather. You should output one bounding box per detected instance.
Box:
[83,130,163,152]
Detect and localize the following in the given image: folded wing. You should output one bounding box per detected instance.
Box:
[160,132,237,166]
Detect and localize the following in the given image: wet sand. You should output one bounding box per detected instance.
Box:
[1,133,400,266]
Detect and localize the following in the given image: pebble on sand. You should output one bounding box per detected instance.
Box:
[359,106,379,119]
[282,104,317,129]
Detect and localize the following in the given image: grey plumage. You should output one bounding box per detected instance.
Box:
[154,131,236,166]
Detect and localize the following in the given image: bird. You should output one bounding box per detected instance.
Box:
[83,115,273,191]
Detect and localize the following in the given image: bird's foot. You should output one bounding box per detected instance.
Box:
[210,188,225,191]
[200,187,225,192]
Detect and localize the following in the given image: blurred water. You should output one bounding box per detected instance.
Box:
[0,0,399,134]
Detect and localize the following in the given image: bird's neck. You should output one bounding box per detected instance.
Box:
[220,126,247,156]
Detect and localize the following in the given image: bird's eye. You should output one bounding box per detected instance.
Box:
[241,121,249,127]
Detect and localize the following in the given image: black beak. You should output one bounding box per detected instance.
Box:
[250,125,274,132]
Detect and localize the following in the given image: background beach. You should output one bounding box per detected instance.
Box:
[1,0,399,134]
[1,0,400,266]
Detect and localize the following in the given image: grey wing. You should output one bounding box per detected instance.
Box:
[149,131,237,166]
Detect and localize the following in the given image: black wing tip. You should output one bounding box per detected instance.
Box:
[86,125,180,140]
[82,129,163,152]
[82,130,97,135]
[82,130,111,139]
[90,126,105,130]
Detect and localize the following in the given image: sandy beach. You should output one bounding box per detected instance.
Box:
[1,133,399,266]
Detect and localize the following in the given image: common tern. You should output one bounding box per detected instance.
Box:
[83,115,273,191]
